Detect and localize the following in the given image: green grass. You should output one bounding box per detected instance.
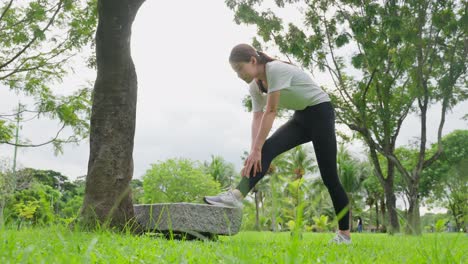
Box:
[1,227,467,263]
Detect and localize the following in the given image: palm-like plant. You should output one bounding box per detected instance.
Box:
[284,145,317,180]
[204,155,236,188]
[278,146,318,229]
[337,144,367,230]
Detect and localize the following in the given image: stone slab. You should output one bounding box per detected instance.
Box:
[134,203,243,239]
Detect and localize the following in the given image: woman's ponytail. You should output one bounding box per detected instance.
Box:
[256,51,275,64]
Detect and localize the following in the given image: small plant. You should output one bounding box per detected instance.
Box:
[435,219,447,233]
[14,200,39,229]
[312,215,330,232]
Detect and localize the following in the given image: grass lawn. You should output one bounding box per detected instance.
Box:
[1,227,467,263]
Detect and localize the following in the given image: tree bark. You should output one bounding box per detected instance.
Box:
[380,197,386,231]
[383,183,399,234]
[80,0,145,229]
[368,144,400,233]
[406,188,422,235]
[348,194,353,231]
[254,189,260,231]
[375,199,379,230]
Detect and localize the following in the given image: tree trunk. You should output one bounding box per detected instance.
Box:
[80,0,145,229]
[406,188,422,235]
[348,194,353,231]
[384,183,399,234]
[375,199,379,230]
[368,145,400,233]
[380,197,386,231]
[254,190,260,231]
[448,201,462,231]
[271,211,277,232]
[271,184,277,232]
[0,200,5,227]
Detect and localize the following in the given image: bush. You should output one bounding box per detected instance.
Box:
[142,158,221,203]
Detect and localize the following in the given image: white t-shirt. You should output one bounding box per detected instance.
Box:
[249,61,330,112]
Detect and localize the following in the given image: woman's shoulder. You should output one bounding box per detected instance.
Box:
[266,60,300,74]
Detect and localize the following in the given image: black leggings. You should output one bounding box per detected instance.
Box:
[236,102,350,230]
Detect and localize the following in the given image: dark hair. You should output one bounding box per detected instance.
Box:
[229,44,276,93]
[229,43,276,64]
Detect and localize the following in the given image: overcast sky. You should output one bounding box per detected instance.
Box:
[0,0,466,188]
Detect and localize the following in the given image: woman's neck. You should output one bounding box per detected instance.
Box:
[256,63,267,81]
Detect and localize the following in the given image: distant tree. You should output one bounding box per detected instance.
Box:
[60,178,85,220]
[129,179,144,204]
[203,155,237,188]
[0,159,15,224]
[336,144,367,230]
[363,171,385,231]
[283,145,317,181]
[142,158,221,203]
[7,182,60,226]
[423,130,468,231]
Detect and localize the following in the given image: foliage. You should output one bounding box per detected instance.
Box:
[142,158,221,203]
[0,165,83,225]
[396,130,468,230]
[312,215,331,232]
[423,130,468,198]
[130,179,144,204]
[14,200,39,229]
[5,182,59,226]
[0,0,98,152]
[435,218,447,233]
[203,155,238,188]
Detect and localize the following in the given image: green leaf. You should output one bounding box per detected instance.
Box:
[335,33,350,48]
[351,53,365,69]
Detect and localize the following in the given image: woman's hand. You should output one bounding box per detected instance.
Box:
[241,149,262,178]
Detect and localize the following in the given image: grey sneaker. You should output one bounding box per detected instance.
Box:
[203,190,243,208]
[329,232,351,245]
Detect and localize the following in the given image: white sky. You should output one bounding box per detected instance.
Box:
[0,0,466,211]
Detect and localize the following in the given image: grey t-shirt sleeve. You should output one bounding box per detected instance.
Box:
[249,81,267,112]
[266,62,293,93]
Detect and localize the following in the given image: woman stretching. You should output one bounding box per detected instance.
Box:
[204,43,351,244]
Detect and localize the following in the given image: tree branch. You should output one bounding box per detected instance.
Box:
[423,33,468,169]
[391,82,412,146]
[0,123,71,147]
[0,39,70,81]
[322,13,353,104]
[0,0,13,22]
[0,0,63,70]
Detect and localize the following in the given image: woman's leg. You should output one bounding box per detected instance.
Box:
[236,118,310,196]
[304,103,350,231]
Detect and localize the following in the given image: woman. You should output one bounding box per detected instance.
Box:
[204,43,351,244]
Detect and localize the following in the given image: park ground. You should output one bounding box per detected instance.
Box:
[1,227,467,263]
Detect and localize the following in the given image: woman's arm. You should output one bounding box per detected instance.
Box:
[252,91,280,152]
[242,91,280,177]
[251,111,263,150]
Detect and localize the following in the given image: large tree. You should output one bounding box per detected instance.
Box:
[0,0,97,151]
[226,0,467,234]
[79,0,145,229]
[421,130,468,231]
